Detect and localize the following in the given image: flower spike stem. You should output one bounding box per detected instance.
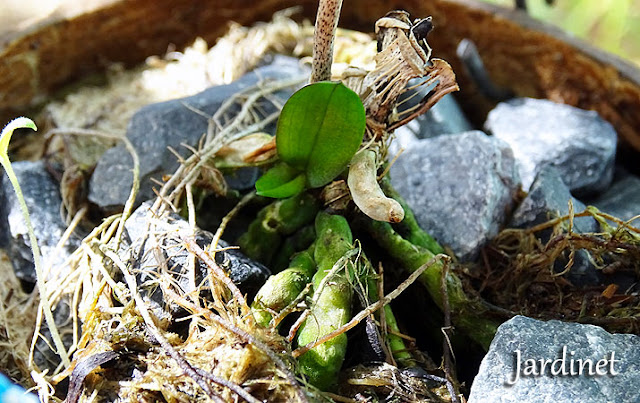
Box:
[310,0,343,83]
[0,117,70,367]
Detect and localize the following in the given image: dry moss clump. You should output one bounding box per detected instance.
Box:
[0,250,37,384]
[1,12,371,401]
[59,285,305,402]
[475,206,640,334]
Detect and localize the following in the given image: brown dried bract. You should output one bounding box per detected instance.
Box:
[343,11,459,140]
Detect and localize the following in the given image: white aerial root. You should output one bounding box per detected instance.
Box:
[347,149,404,223]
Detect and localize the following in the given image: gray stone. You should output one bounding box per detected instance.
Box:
[511,166,596,233]
[0,161,80,285]
[121,202,270,323]
[590,173,640,222]
[389,93,472,155]
[510,167,601,285]
[409,93,473,139]
[469,315,640,403]
[89,56,308,211]
[564,250,600,286]
[390,130,520,261]
[485,98,617,196]
[223,166,261,191]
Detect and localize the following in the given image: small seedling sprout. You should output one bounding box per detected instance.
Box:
[0,117,70,367]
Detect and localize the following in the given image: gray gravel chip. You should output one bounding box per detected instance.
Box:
[390,130,520,262]
[485,97,617,197]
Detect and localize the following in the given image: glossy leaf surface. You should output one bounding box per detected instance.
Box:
[276,82,365,188]
[255,161,306,198]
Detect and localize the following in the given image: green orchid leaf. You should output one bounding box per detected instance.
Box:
[255,161,306,198]
[276,81,365,188]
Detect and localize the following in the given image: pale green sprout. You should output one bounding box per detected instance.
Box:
[0,117,70,367]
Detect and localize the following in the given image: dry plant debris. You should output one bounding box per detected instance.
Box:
[0,12,382,401]
[476,206,640,334]
[4,7,637,403]
[16,9,455,402]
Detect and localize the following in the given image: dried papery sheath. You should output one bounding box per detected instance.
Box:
[375,10,412,53]
[344,11,459,139]
[348,149,404,223]
[215,132,276,167]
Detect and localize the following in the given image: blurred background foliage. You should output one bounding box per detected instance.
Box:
[482,0,640,66]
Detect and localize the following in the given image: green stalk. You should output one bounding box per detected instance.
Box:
[383,305,413,366]
[381,177,443,254]
[251,249,316,327]
[364,219,499,349]
[0,117,70,367]
[271,225,316,273]
[296,212,354,390]
[237,192,319,266]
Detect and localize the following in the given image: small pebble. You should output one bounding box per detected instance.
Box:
[0,160,81,286]
[389,93,472,156]
[510,166,601,285]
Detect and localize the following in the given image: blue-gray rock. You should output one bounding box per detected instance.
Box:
[389,94,472,155]
[390,130,520,261]
[469,315,640,403]
[510,167,601,285]
[223,166,261,191]
[510,166,596,233]
[89,56,308,211]
[590,173,640,222]
[485,98,617,196]
[121,202,270,323]
[0,161,80,285]
[409,93,473,139]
